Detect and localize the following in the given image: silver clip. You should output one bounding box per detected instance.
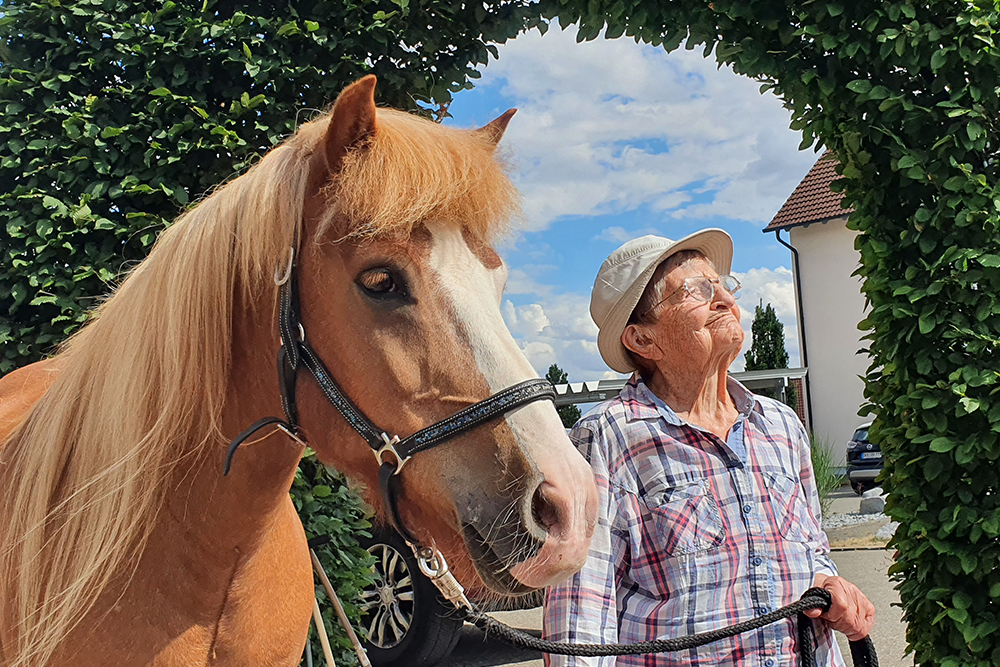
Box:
[374,433,410,473]
[274,247,295,286]
[413,545,472,611]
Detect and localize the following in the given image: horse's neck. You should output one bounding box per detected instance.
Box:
[54,314,314,666]
[53,438,313,666]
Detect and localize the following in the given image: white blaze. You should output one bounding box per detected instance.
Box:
[426,222,596,589]
[425,223,566,444]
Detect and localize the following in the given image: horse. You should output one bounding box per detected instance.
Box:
[0,75,598,667]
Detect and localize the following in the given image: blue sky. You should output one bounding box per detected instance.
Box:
[441,23,821,382]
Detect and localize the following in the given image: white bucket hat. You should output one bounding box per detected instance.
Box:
[590,229,734,373]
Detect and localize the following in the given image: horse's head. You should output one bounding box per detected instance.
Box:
[289,77,597,597]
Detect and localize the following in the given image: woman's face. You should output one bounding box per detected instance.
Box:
[645,256,744,368]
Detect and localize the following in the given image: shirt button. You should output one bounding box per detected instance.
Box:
[743,504,753,514]
[765,659,775,667]
[759,606,769,615]
[752,556,763,566]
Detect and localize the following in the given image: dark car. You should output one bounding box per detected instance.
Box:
[357,527,544,667]
[845,422,882,494]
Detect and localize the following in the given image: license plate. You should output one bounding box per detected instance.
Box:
[860,452,882,460]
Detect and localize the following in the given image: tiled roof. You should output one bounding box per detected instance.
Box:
[764,152,853,231]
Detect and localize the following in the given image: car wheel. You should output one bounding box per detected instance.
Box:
[358,528,464,667]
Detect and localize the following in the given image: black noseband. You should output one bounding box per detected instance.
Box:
[225,263,557,546]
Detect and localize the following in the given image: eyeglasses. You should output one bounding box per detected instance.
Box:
[640,274,741,317]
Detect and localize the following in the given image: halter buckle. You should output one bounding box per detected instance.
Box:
[413,545,472,611]
[375,433,410,473]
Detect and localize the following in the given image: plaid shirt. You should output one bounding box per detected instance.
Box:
[543,375,843,667]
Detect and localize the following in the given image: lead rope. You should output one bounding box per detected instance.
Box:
[414,545,878,666]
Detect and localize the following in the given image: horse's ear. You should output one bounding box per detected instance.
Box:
[476,109,516,148]
[323,75,378,173]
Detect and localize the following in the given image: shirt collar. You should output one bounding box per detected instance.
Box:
[621,372,771,428]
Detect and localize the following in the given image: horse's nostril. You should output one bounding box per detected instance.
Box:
[531,482,561,534]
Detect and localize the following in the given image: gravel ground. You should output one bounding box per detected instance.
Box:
[823,511,888,530]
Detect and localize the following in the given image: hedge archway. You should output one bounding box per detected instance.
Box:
[540,1,998,663]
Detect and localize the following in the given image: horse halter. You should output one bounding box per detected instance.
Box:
[224,249,557,554]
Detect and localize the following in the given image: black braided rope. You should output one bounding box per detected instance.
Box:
[460,587,875,666]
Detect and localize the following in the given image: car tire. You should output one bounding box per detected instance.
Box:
[358,528,464,667]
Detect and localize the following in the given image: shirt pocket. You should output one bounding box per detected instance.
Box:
[647,479,725,557]
[763,471,809,542]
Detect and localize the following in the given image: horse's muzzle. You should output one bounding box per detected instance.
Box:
[458,464,598,594]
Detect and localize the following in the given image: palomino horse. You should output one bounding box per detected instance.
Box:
[0,76,597,667]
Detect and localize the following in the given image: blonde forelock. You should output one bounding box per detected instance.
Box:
[320,108,521,242]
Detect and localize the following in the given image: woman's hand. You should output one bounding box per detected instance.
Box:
[805,573,875,641]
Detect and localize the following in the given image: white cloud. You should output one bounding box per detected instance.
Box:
[502,291,610,382]
[463,23,817,231]
[735,266,796,319]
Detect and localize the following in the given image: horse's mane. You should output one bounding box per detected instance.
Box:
[0,105,519,666]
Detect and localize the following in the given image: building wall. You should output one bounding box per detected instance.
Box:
[790,219,870,466]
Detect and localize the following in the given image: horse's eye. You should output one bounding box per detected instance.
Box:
[357,268,406,298]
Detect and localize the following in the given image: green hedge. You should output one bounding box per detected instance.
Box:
[292,451,376,666]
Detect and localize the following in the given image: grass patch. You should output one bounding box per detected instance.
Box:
[810,433,844,518]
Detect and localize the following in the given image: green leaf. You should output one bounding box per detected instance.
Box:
[943,176,966,191]
[62,118,82,139]
[869,86,891,100]
[277,20,300,36]
[979,254,1000,268]
[41,196,64,212]
[958,397,981,414]
[929,437,956,453]
[149,87,172,97]
[846,79,872,93]
[930,49,948,71]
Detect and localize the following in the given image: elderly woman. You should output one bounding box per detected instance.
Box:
[543,230,874,667]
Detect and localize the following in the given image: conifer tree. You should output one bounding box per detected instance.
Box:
[744,302,797,410]
[744,301,789,371]
[545,363,582,428]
